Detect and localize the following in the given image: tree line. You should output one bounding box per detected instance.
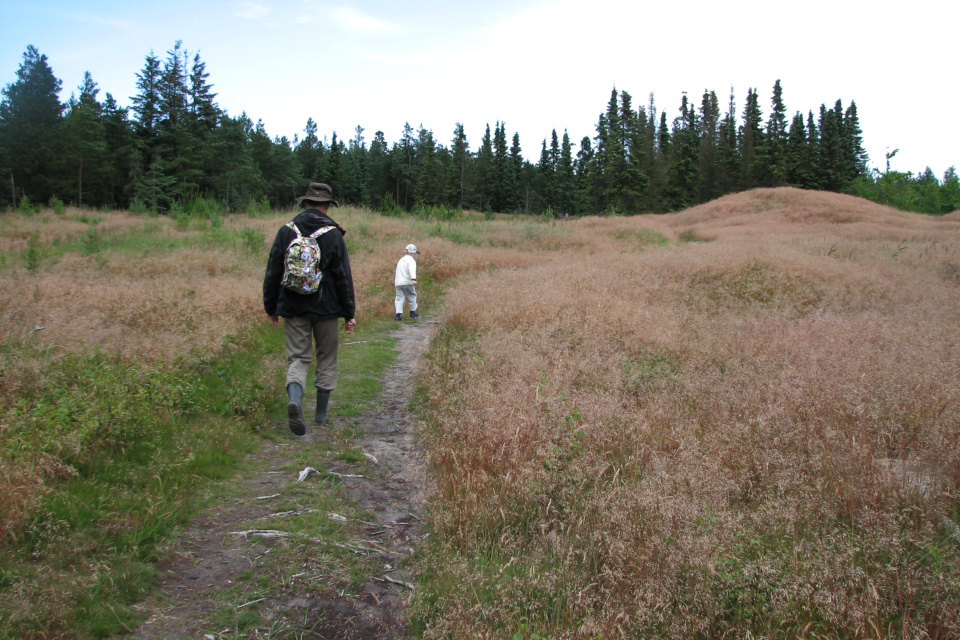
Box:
[1,43,957,216]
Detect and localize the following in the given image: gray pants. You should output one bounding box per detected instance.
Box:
[284,316,339,391]
[395,285,418,314]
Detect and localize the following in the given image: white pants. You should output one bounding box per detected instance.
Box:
[395,285,418,314]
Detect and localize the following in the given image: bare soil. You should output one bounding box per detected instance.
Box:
[131,319,435,639]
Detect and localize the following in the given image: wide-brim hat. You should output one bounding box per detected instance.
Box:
[296,182,339,206]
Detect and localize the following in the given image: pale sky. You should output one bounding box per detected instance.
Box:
[1,0,957,178]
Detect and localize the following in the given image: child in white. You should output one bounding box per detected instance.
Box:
[395,244,421,320]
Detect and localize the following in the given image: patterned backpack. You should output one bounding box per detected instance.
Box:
[281,221,335,294]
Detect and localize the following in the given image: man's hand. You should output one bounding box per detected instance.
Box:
[345,318,357,333]
[268,315,279,325]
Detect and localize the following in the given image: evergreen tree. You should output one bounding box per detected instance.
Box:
[698,90,720,201]
[841,100,868,184]
[941,167,960,214]
[575,136,595,214]
[490,121,511,212]
[447,123,470,209]
[473,124,494,211]
[556,130,577,215]
[391,123,417,209]
[803,110,820,189]
[765,79,789,186]
[714,88,740,196]
[295,118,322,180]
[209,112,259,210]
[61,72,107,206]
[817,101,846,191]
[508,131,523,212]
[784,111,809,186]
[366,130,391,207]
[666,93,699,209]
[645,110,671,212]
[100,93,137,207]
[739,87,764,189]
[188,52,219,132]
[131,52,162,142]
[341,125,368,206]
[536,139,553,214]
[586,112,609,212]
[414,125,442,207]
[0,45,64,205]
[620,91,649,212]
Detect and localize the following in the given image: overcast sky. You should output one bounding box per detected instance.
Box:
[2,0,956,178]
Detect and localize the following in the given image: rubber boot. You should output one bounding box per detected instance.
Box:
[287,382,307,436]
[315,389,331,425]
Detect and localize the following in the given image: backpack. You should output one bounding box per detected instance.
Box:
[281,221,335,294]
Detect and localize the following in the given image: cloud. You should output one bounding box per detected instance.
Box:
[237,2,272,20]
[330,6,398,34]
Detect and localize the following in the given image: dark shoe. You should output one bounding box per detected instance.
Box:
[409,311,420,319]
[315,389,331,425]
[286,383,307,436]
[394,313,402,321]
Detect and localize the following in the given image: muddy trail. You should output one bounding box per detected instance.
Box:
[132,319,436,639]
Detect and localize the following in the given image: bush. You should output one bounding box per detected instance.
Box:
[48,196,66,215]
[18,195,33,215]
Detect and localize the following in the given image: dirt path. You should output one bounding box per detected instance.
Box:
[132,320,435,639]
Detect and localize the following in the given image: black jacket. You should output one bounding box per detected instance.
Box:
[263,209,356,320]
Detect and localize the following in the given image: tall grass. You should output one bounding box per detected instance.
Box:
[0,206,404,638]
[412,188,960,638]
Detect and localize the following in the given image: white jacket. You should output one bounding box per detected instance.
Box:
[395,254,417,286]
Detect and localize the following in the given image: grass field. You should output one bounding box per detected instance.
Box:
[1,188,959,638]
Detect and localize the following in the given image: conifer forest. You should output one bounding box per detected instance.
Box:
[2,43,958,216]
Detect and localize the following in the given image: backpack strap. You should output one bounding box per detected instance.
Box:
[285,220,303,237]
[308,225,336,239]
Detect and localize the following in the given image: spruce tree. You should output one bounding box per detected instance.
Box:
[816,101,845,191]
[100,93,137,207]
[188,52,219,132]
[0,45,64,205]
[473,124,494,212]
[575,136,594,214]
[666,94,700,209]
[391,123,417,210]
[508,131,523,212]
[765,79,789,186]
[490,121,511,212]
[739,87,764,189]
[714,88,740,196]
[698,90,720,201]
[61,72,107,206]
[556,130,577,215]
[842,101,868,184]
[804,111,819,189]
[414,125,442,207]
[367,130,391,207]
[620,91,649,212]
[537,137,556,214]
[785,111,808,186]
[447,123,470,209]
[295,118,322,180]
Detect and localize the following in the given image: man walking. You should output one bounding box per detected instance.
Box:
[263,183,356,435]
[395,243,421,321]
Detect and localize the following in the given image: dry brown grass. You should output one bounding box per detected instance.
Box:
[415,188,960,638]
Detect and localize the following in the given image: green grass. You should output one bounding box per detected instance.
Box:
[0,311,403,639]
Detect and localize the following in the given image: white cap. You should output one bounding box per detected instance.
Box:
[405,244,421,254]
